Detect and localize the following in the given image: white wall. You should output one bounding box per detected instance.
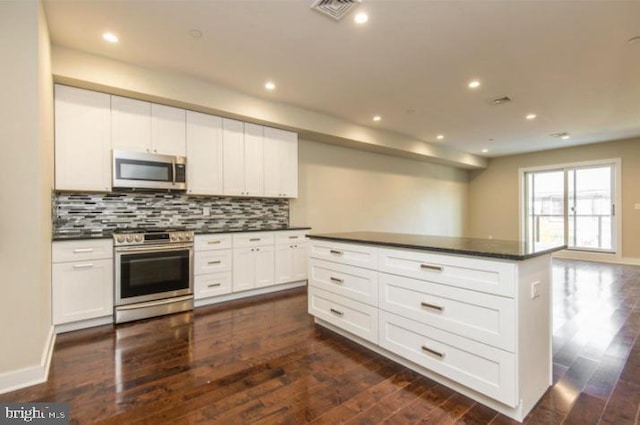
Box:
[0,0,54,389]
[291,139,468,235]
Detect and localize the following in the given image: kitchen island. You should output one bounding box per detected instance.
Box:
[306,232,565,422]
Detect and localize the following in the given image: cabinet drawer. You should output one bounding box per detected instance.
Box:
[233,232,275,248]
[309,240,378,270]
[195,250,232,274]
[309,259,378,307]
[379,273,515,351]
[195,234,232,251]
[52,239,113,263]
[378,248,516,297]
[308,287,378,344]
[379,311,516,407]
[275,230,309,245]
[195,272,232,299]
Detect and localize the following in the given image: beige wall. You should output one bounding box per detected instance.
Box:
[468,137,640,259]
[0,1,53,376]
[290,139,468,235]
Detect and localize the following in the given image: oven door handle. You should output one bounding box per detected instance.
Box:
[115,243,193,253]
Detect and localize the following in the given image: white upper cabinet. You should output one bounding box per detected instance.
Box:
[244,123,265,196]
[54,85,111,192]
[186,111,223,195]
[264,127,298,198]
[112,96,186,156]
[151,104,186,156]
[111,95,151,153]
[223,119,265,197]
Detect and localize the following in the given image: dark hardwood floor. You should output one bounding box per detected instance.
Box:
[2,259,640,424]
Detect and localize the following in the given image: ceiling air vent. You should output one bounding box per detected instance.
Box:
[488,96,512,105]
[311,0,362,21]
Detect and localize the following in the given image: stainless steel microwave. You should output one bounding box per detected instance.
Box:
[112,150,187,191]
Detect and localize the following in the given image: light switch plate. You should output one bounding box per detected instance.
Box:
[635,203,640,210]
[531,281,541,299]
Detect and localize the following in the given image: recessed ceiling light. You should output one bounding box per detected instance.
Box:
[468,80,481,89]
[561,134,571,140]
[436,134,444,140]
[372,115,381,122]
[354,12,368,24]
[481,148,489,153]
[526,113,537,120]
[265,81,276,91]
[102,32,118,43]
[189,29,203,39]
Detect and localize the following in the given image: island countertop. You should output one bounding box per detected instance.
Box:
[307,231,566,261]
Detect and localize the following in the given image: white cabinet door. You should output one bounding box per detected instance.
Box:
[186,111,223,195]
[244,123,264,197]
[151,104,186,156]
[233,247,255,292]
[275,243,308,284]
[54,85,111,192]
[223,118,245,196]
[254,246,275,288]
[52,259,113,325]
[111,95,152,153]
[264,127,298,198]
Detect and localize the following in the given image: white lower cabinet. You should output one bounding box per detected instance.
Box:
[232,246,275,291]
[52,240,113,326]
[274,230,309,285]
[308,239,552,422]
[194,234,232,300]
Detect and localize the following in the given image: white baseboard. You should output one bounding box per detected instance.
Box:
[195,281,307,308]
[0,326,56,395]
[553,250,640,266]
[55,315,113,334]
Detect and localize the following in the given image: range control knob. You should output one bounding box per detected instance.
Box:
[126,235,134,243]
[185,233,193,241]
[134,234,143,243]
[179,233,186,241]
[116,235,125,244]
[170,234,178,242]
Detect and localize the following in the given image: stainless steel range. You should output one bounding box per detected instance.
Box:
[113,228,194,324]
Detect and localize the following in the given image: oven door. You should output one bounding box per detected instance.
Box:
[115,243,193,306]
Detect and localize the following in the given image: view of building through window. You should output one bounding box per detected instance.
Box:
[525,165,615,253]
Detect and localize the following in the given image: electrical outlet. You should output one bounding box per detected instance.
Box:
[202,207,210,217]
[531,281,541,299]
[635,203,640,210]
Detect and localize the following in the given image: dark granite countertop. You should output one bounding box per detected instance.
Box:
[307,231,566,261]
[52,226,311,242]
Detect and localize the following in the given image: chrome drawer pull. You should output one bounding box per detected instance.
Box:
[249,238,261,242]
[207,240,221,245]
[73,263,94,269]
[73,248,94,253]
[421,302,444,312]
[329,249,343,255]
[207,260,222,265]
[421,346,445,359]
[330,277,344,284]
[420,264,443,272]
[207,283,222,288]
[330,308,344,317]
[288,236,298,239]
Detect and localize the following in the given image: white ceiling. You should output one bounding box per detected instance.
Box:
[43,0,640,157]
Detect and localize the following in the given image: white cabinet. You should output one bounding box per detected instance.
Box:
[222,119,264,197]
[52,240,113,326]
[54,85,111,192]
[274,230,308,284]
[232,232,275,291]
[111,95,186,156]
[264,127,298,198]
[151,104,186,156]
[186,111,223,195]
[194,234,232,300]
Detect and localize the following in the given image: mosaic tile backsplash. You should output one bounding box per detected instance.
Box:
[53,191,289,236]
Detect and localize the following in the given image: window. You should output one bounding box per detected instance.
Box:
[523,161,618,254]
